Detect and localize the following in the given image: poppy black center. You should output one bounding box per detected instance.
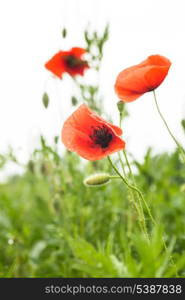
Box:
[90,125,113,148]
[64,55,83,68]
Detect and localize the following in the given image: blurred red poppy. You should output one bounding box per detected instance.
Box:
[45,47,89,78]
[115,55,171,102]
[61,104,125,160]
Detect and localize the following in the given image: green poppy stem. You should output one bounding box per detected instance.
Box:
[123,150,156,225]
[119,112,138,238]
[121,149,178,276]
[119,108,150,240]
[107,156,150,242]
[153,90,185,162]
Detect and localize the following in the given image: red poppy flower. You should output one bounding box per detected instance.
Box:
[45,47,89,78]
[61,104,125,160]
[115,55,171,102]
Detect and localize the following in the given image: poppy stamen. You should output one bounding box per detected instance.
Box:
[90,125,113,148]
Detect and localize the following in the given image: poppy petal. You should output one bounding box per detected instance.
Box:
[61,104,125,161]
[144,66,170,90]
[115,54,171,102]
[62,127,125,161]
[147,55,171,67]
[93,115,123,136]
[45,51,66,78]
[68,104,123,136]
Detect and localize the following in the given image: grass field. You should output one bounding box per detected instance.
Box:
[0,136,185,278]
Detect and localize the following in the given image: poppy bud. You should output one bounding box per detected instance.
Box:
[180,184,185,192]
[62,28,67,38]
[84,173,110,186]
[42,92,49,108]
[117,101,125,114]
[71,96,78,106]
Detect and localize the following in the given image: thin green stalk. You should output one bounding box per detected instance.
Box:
[123,133,178,276]
[118,152,133,238]
[123,150,156,225]
[153,90,185,162]
[119,99,178,275]
[119,110,146,239]
[123,150,133,177]
[123,150,147,228]
[107,156,150,242]
[118,103,178,274]
[118,152,127,177]
[119,108,147,222]
[119,113,127,177]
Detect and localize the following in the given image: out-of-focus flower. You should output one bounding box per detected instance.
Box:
[61,104,125,160]
[45,47,89,78]
[115,55,171,102]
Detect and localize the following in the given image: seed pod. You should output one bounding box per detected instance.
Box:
[84,173,110,186]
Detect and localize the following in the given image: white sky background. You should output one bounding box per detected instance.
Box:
[0,0,185,172]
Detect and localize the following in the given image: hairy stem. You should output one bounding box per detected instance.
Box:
[107,156,150,242]
[153,90,185,162]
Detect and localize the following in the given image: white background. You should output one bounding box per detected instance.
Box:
[0,0,185,170]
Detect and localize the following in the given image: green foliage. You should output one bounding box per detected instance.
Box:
[78,84,103,114]
[75,25,110,114]
[0,138,185,277]
[181,119,185,133]
[84,24,109,68]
